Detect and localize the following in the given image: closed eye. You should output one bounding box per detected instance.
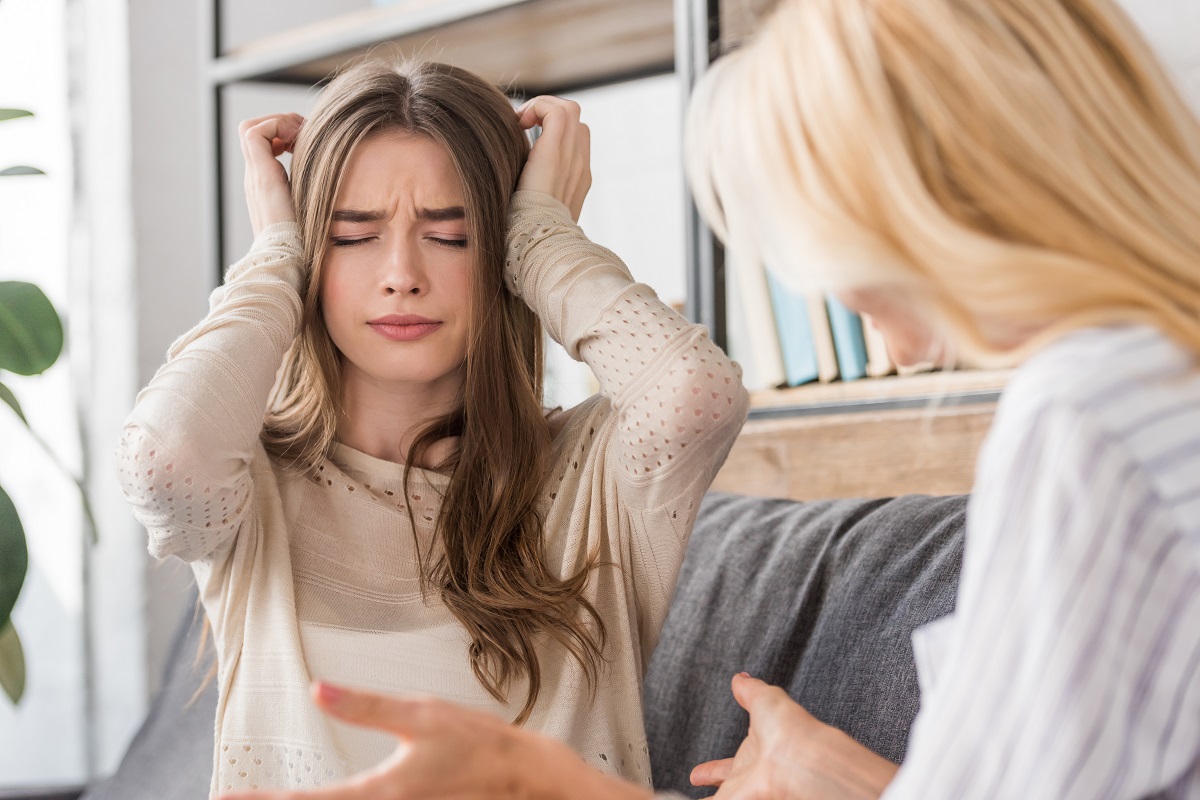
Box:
[331,237,375,247]
[430,237,468,249]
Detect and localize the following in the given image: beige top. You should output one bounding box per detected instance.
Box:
[117,191,748,797]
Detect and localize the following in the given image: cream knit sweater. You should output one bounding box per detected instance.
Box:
[117,191,748,796]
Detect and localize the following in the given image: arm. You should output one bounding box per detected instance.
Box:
[115,113,304,561]
[692,674,897,800]
[217,683,659,800]
[508,97,749,506]
[883,399,1200,799]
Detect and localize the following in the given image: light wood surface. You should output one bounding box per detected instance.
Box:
[720,0,779,51]
[214,0,675,92]
[712,403,996,501]
[750,369,1012,411]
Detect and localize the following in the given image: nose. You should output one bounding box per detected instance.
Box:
[380,236,426,297]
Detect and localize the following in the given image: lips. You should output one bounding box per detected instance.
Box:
[367,314,443,342]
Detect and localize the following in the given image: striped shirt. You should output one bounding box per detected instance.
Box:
[885,325,1200,800]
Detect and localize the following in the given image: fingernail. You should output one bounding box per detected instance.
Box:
[314,682,345,705]
[737,671,752,679]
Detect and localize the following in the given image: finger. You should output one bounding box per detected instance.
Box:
[312,682,430,735]
[247,117,302,149]
[730,672,776,713]
[689,758,734,787]
[237,112,305,135]
[241,117,303,163]
[516,96,581,131]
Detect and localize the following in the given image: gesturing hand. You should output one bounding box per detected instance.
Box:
[218,682,654,800]
[516,96,591,222]
[239,112,304,238]
[690,674,899,800]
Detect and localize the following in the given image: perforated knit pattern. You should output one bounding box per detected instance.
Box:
[117,222,301,562]
[506,192,746,493]
[115,425,249,561]
[217,742,344,793]
[116,194,748,797]
[580,287,742,481]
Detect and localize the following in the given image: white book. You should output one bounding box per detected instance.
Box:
[862,314,895,377]
[805,293,840,383]
[727,258,786,391]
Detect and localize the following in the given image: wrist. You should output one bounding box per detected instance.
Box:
[526,736,652,800]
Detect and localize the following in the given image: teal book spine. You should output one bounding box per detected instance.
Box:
[766,272,820,386]
[825,294,869,381]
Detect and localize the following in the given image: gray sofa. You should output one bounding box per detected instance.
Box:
[73,491,965,799]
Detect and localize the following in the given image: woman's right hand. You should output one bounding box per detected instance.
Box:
[238,112,304,238]
[217,682,654,800]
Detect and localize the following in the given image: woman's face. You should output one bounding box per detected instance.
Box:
[836,286,941,367]
[320,130,473,397]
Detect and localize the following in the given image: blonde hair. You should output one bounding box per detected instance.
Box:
[686,0,1200,366]
[260,56,605,725]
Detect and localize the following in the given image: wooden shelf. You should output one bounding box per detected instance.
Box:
[749,369,1012,417]
[712,370,1011,501]
[714,402,996,501]
[209,0,675,93]
[720,0,774,52]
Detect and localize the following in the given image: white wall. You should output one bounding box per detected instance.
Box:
[1116,0,1200,111]
[221,0,367,53]
[546,73,687,408]
[0,0,88,785]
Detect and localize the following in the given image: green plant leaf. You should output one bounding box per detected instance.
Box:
[0,166,44,177]
[0,380,24,423]
[0,109,33,123]
[0,484,27,632]
[0,281,63,376]
[0,620,25,704]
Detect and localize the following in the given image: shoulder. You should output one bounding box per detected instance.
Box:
[1002,325,1194,416]
[984,324,1200,516]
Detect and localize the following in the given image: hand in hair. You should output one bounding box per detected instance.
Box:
[515,96,592,222]
[238,112,304,238]
[691,674,898,800]
[217,682,654,800]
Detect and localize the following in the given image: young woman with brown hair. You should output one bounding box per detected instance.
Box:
[226,1,1200,798]
[117,57,747,796]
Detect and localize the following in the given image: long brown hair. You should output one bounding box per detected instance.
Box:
[263,57,605,723]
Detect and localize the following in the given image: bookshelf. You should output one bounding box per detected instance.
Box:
[198,0,1006,501]
[208,0,675,93]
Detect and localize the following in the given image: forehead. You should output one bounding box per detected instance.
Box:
[335,129,465,207]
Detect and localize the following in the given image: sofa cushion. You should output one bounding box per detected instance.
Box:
[644,492,967,797]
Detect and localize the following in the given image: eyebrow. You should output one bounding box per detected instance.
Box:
[331,206,466,223]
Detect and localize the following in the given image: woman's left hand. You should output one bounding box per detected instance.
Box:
[218,682,653,800]
[516,96,591,222]
[690,674,899,800]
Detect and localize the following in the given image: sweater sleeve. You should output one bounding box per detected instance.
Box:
[505,190,749,509]
[885,393,1200,799]
[115,222,304,561]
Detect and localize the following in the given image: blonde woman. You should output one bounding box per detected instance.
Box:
[117,57,747,797]
[683,0,1200,795]
[227,1,1200,798]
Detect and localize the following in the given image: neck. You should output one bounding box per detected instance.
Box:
[336,361,463,469]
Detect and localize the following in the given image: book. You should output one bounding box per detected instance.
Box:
[728,257,787,391]
[806,293,840,383]
[825,295,869,382]
[766,272,819,386]
[862,314,895,377]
